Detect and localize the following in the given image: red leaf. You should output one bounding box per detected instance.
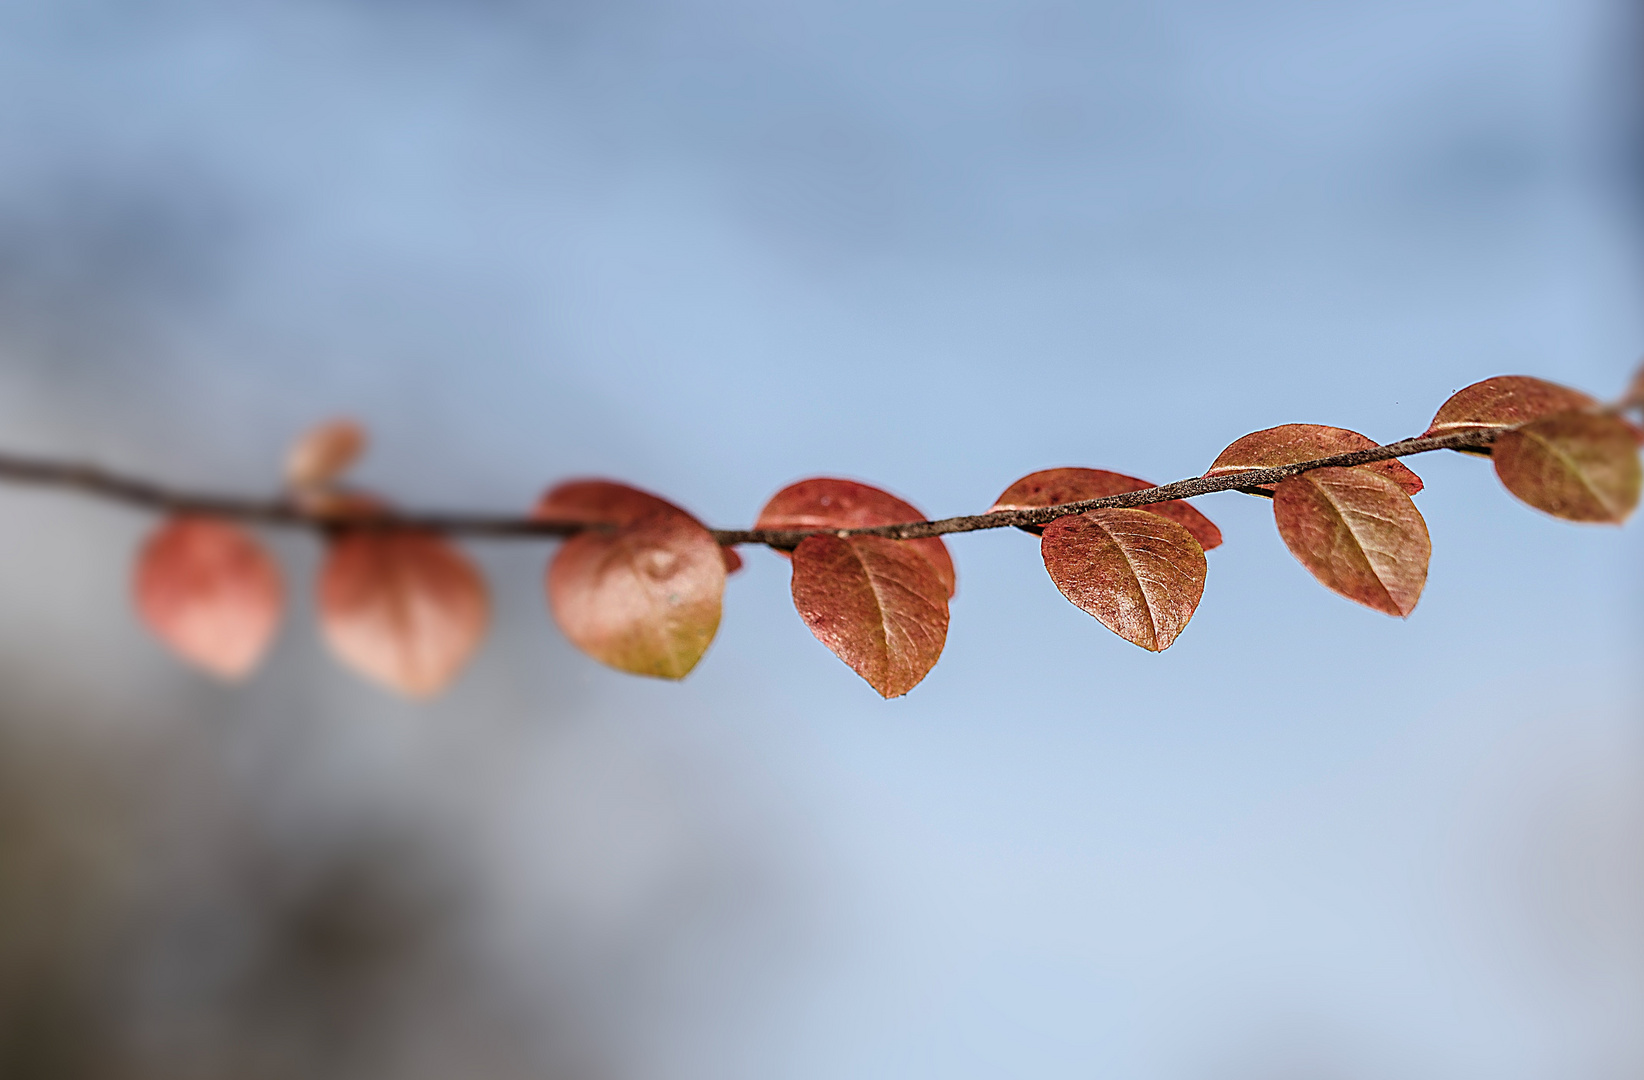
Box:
[790,534,948,697]
[1425,376,1598,439]
[536,479,679,527]
[1273,467,1431,617]
[755,478,956,597]
[721,546,744,574]
[1207,425,1423,495]
[134,516,283,679]
[1491,411,1642,523]
[542,481,726,679]
[1040,509,1206,651]
[990,467,1222,549]
[318,531,489,697]
[285,418,367,490]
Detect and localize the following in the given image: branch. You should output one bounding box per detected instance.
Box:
[0,428,1499,548]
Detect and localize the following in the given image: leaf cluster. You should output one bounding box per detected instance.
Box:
[132,373,1643,698]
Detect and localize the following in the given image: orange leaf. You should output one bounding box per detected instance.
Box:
[990,467,1222,549]
[1491,411,1642,523]
[285,418,367,490]
[721,546,744,574]
[1425,376,1597,438]
[1207,425,1423,495]
[134,516,283,679]
[1273,467,1431,617]
[318,530,489,697]
[1040,508,1206,652]
[542,482,725,679]
[755,478,955,597]
[790,534,949,697]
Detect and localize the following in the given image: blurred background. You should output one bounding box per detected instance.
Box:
[0,0,1640,1076]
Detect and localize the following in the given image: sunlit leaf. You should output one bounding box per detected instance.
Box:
[1272,467,1430,617]
[318,530,489,697]
[285,418,367,490]
[790,534,948,697]
[1491,411,1642,523]
[755,478,955,597]
[539,481,725,678]
[1040,508,1206,651]
[1424,376,1597,443]
[990,467,1222,549]
[134,516,283,679]
[1207,425,1423,495]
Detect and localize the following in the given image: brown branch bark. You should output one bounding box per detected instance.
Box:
[0,428,1498,548]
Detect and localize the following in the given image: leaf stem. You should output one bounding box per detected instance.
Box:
[0,429,1499,548]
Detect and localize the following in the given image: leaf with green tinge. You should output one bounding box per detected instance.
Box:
[1273,467,1431,617]
[1040,508,1207,651]
[1424,376,1597,440]
[540,481,726,679]
[790,534,949,697]
[755,478,955,597]
[1491,411,1642,523]
[135,516,283,679]
[990,467,1222,549]
[319,530,489,697]
[1207,425,1423,495]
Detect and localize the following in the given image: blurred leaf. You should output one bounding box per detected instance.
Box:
[1040,508,1206,651]
[536,478,678,527]
[791,534,948,697]
[1624,361,1644,411]
[285,418,367,491]
[1273,467,1430,617]
[1207,424,1423,495]
[990,467,1222,549]
[319,530,488,697]
[1425,376,1597,442]
[1491,411,1642,523]
[134,516,283,678]
[540,481,725,679]
[721,546,744,574]
[756,478,955,597]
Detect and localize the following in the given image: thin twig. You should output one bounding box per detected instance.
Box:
[0,428,1499,548]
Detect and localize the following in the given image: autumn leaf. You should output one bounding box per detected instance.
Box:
[536,479,678,527]
[755,478,955,597]
[539,481,725,678]
[1491,411,1642,523]
[318,530,489,697]
[285,418,367,491]
[1425,376,1597,441]
[990,467,1222,549]
[1207,424,1423,496]
[1272,467,1431,617]
[790,534,949,697]
[134,516,283,679]
[721,546,744,574]
[1040,508,1206,651]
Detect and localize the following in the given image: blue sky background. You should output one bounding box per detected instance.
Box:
[0,1,1640,1077]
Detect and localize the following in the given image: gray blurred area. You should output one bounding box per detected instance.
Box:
[0,0,1642,1077]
